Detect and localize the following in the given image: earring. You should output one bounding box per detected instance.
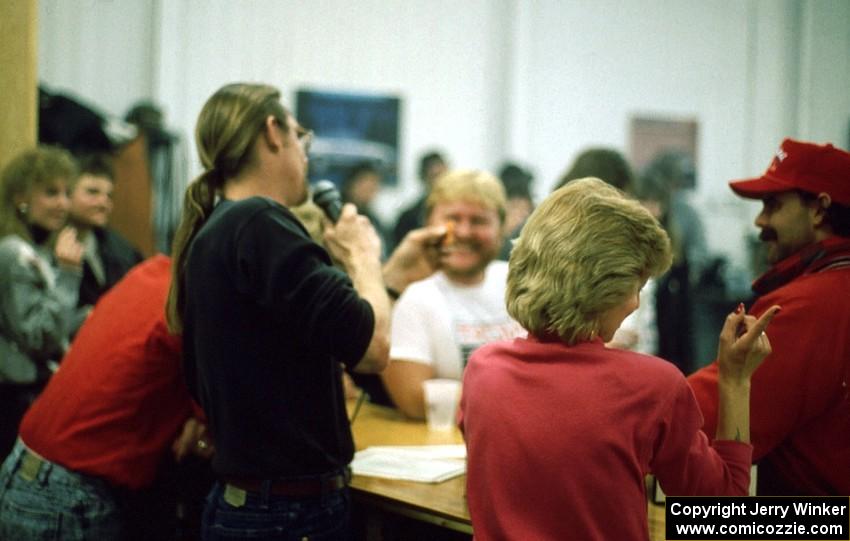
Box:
[17,203,28,215]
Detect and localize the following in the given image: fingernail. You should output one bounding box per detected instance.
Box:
[735,303,744,314]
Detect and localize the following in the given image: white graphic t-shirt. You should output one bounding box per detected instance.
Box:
[390,261,525,379]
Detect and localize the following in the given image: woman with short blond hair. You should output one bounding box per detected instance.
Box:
[460,177,779,540]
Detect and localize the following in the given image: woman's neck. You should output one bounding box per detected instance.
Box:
[27,223,52,246]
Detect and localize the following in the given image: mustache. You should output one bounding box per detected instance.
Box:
[439,240,493,259]
[759,228,778,242]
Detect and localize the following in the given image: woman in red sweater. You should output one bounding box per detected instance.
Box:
[460,177,779,541]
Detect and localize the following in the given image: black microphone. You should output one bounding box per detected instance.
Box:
[312,180,343,223]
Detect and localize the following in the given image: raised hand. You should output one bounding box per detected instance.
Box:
[717,303,781,384]
[382,224,447,293]
[54,226,84,270]
[715,303,781,443]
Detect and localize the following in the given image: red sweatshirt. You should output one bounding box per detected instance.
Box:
[689,237,850,495]
[20,255,198,489]
[461,336,751,541]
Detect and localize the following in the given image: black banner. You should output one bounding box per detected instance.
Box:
[666,497,849,540]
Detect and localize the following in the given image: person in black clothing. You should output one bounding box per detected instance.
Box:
[638,152,709,374]
[68,153,143,308]
[166,82,444,540]
[342,161,389,257]
[554,147,636,193]
[391,150,448,250]
[497,162,534,260]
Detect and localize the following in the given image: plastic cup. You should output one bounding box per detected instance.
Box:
[422,378,461,431]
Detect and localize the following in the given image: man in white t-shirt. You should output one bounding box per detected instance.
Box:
[382,169,524,419]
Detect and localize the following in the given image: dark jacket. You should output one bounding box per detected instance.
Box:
[79,228,143,308]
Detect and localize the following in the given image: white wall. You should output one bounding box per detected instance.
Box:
[798,0,850,144]
[39,0,156,118]
[153,0,511,209]
[518,1,751,194]
[37,0,850,271]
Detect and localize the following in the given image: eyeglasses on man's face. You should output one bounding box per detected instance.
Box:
[294,126,313,154]
[273,117,313,154]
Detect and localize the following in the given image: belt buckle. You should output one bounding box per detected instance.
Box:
[19,451,42,482]
[223,484,247,508]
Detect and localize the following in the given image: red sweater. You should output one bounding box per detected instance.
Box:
[689,238,850,494]
[20,255,196,489]
[460,337,751,541]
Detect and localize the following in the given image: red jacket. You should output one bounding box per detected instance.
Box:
[20,255,199,489]
[689,237,850,494]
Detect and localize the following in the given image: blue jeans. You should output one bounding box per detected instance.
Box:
[202,476,351,540]
[0,439,123,540]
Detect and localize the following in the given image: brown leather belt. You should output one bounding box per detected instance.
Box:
[223,470,350,497]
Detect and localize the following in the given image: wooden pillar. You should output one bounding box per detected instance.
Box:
[111,137,156,257]
[0,0,38,171]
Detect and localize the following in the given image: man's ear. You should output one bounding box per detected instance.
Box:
[811,192,832,227]
[260,115,283,151]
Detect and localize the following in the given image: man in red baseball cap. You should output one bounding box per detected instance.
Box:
[689,138,850,495]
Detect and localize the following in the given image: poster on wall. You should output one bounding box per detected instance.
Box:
[295,88,401,188]
[629,116,698,189]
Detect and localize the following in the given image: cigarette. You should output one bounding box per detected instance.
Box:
[443,221,455,247]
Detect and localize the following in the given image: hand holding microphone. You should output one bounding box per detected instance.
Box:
[312,179,343,223]
[314,180,382,271]
[312,180,444,299]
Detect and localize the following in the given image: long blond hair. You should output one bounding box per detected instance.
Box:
[166,83,288,333]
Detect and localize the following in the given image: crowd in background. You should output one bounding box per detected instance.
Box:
[0,85,846,540]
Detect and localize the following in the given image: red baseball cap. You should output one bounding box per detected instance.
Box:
[729,138,850,205]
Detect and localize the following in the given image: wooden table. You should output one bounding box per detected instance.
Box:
[348,400,667,540]
[348,401,471,535]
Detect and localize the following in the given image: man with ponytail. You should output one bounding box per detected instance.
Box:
[166,83,442,540]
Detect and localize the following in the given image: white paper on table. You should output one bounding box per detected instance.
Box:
[361,444,466,460]
[351,445,466,483]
